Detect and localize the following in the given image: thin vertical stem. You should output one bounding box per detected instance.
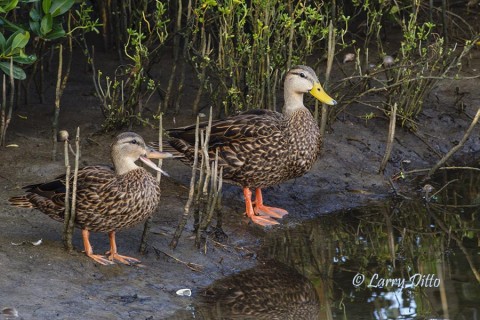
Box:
[379,103,397,173]
[140,114,163,254]
[52,45,63,161]
[66,127,81,251]
[170,117,200,249]
[62,136,71,251]
[319,21,335,136]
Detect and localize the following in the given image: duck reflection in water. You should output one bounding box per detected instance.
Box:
[196,261,320,319]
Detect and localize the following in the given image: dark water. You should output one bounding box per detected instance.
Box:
[181,170,480,319]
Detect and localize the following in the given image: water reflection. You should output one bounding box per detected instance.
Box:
[259,169,480,319]
[185,170,480,319]
[193,261,320,319]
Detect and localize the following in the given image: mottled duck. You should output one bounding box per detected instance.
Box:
[197,261,320,319]
[165,65,336,226]
[9,132,171,265]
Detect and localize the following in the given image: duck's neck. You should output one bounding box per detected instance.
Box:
[112,153,140,175]
[282,91,306,116]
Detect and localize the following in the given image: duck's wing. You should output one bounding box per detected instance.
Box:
[166,109,285,169]
[9,165,115,211]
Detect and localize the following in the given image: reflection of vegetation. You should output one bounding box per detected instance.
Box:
[260,171,480,319]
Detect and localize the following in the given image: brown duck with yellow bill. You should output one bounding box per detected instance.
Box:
[162,65,336,226]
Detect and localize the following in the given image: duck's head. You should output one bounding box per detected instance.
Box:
[111,132,172,176]
[284,65,337,110]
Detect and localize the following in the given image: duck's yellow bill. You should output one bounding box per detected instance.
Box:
[310,82,337,106]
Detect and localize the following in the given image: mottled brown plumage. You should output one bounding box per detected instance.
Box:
[197,261,320,319]
[9,132,171,265]
[163,65,337,226]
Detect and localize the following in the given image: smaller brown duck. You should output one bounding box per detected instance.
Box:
[9,132,171,265]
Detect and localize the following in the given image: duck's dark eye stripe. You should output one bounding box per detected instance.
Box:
[292,72,307,78]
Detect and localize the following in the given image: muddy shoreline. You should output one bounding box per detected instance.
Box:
[1,47,479,319]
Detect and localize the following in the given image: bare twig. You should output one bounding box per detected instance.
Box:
[319,21,335,136]
[153,246,204,272]
[140,114,164,254]
[0,59,14,146]
[62,131,72,251]
[379,103,397,173]
[65,127,80,251]
[170,117,200,249]
[52,45,63,161]
[428,107,480,177]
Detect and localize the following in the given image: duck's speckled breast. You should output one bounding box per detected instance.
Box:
[283,108,322,180]
[75,168,161,232]
[225,108,321,189]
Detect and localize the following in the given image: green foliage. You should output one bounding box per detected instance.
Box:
[339,1,477,129]
[29,0,74,40]
[0,0,74,79]
[93,0,169,131]
[186,0,351,114]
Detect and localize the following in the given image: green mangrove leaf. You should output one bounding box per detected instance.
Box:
[42,0,51,14]
[29,7,41,22]
[11,31,29,50]
[0,61,26,80]
[45,24,64,40]
[49,0,73,17]
[29,20,40,35]
[5,30,20,52]
[0,16,25,32]
[13,52,36,64]
[0,0,19,13]
[40,13,52,35]
[0,32,6,52]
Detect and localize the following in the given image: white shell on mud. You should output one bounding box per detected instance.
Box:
[343,53,355,63]
[383,55,394,67]
[176,288,192,297]
[1,307,19,318]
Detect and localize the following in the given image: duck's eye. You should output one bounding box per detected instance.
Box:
[130,139,138,145]
[299,72,306,78]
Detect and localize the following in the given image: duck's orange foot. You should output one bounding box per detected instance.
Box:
[249,214,280,226]
[254,204,288,219]
[86,253,115,265]
[107,252,141,265]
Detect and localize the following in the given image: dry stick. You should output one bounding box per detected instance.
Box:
[0,77,6,145]
[319,21,335,137]
[0,59,14,146]
[52,45,63,161]
[428,107,480,177]
[162,0,182,113]
[202,151,223,232]
[5,59,13,146]
[0,75,6,146]
[62,132,72,251]
[139,114,164,254]
[65,127,81,251]
[170,117,200,249]
[152,245,203,272]
[379,103,397,173]
[192,31,210,114]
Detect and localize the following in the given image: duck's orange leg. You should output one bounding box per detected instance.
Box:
[82,229,114,265]
[254,188,288,219]
[243,188,279,226]
[106,231,141,265]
